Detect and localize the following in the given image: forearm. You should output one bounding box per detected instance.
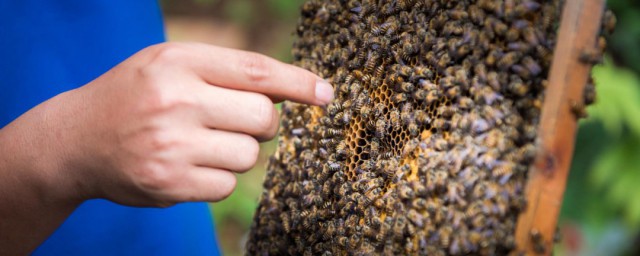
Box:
[0,91,84,255]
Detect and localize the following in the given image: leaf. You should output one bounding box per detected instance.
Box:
[589,59,640,137]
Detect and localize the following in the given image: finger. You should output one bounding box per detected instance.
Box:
[194,84,279,141]
[179,43,335,106]
[172,167,237,202]
[188,129,260,173]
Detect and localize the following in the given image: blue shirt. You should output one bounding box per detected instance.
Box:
[0,1,220,255]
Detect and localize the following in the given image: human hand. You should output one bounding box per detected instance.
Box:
[36,42,334,207]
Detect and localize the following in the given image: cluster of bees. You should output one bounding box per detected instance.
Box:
[247,0,613,255]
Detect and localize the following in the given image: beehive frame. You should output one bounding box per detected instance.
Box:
[246,0,611,254]
[514,0,606,254]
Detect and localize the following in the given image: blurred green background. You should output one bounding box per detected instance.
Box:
[160,1,640,255]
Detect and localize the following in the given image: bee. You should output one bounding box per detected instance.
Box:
[508,80,529,96]
[327,161,341,172]
[359,159,375,172]
[280,213,291,233]
[432,170,448,188]
[410,110,427,125]
[386,71,404,86]
[363,187,381,205]
[433,137,450,151]
[373,103,386,118]
[337,236,348,248]
[579,48,603,65]
[353,93,367,112]
[425,89,440,104]
[375,119,388,138]
[411,198,427,210]
[412,89,426,102]
[360,104,372,119]
[388,110,401,129]
[338,182,351,196]
[364,55,379,73]
[319,138,337,147]
[522,27,540,46]
[433,118,451,131]
[369,138,381,159]
[436,52,452,70]
[374,65,385,79]
[326,102,343,116]
[439,224,453,247]
[530,229,547,254]
[392,215,408,237]
[341,109,353,125]
[396,82,415,93]
[522,56,542,76]
[602,9,616,34]
[408,122,419,137]
[497,51,521,70]
[583,79,596,105]
[335,141,350,160]
[326,128,344,137]
[398,185,414,199]
[570,99,588,119]
[393,93,408,104]
[515,0,542,15]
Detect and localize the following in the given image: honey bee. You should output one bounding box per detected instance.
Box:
[319,138,337,148]
[360,104,372,118]
[433,118,451,131]
[393,93,408,104]
[432,170,448,188]
[583,79,596,105]
[508,80,529,97]
[387,110,400,129]
[425,89,440,104]
[570,99,588,119]
[374,119,388,138]
[369,138,381,158]
[497,51,521,70]
[602,9,616,34]
[522,27,540,46]
[522,56,542,76]
[327,102,343,116]
[530,229,547,254]
[579,48,603,65]
[281,212,291,233]
[373,103,386,118]
[439,224,453,247]
[433,137,450,151]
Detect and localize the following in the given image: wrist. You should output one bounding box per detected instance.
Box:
[0,90,89,207]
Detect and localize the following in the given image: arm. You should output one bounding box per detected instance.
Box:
[0,42,334,254]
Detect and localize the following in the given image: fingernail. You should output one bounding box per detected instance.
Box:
[315,79,335,105]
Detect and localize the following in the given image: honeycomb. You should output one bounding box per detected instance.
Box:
[246,0,612,255]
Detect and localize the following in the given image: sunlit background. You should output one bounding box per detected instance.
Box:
[160,1,640,255]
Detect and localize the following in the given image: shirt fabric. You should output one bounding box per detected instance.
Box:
[0,1,221,255]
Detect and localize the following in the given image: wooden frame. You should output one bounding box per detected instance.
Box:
[514,0,606,254]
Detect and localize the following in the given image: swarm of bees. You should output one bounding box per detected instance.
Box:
[246,0,614,255]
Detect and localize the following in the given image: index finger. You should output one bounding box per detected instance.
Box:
[179,43,335,106]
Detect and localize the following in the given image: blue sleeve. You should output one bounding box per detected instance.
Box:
[0,1,221,255]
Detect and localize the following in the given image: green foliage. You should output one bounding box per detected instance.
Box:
[606,0,640,74]
[588,60,640,136]
[584,60,640,228]
[267,0,304,20]
[560,60,640,254]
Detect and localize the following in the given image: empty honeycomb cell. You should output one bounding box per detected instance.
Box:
[247,0,611,255]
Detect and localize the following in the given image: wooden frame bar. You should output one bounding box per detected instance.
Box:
[514,0,606,254]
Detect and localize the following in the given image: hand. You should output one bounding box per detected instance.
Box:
[13,42,334,207]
